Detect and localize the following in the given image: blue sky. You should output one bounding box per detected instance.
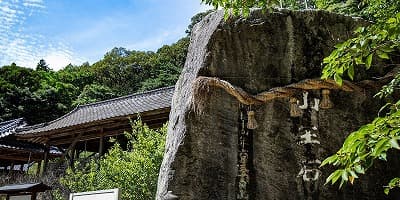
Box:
[0,0,211,70]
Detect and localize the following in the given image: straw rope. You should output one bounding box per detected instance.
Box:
[191,72,394,113]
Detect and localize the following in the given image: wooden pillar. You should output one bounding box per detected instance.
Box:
[42,143,50,175]
[99,128,105,156]
[36,161,42,176]
[57,133,83,168]
[8,163,14,174]
[69,147,76,170]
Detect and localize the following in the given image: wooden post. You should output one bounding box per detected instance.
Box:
[9,163,14,174]
[42,143,50,175]
[99,128,104,156]
[69,146,76,170]
[36,161,42,176]
[57,133,83,169]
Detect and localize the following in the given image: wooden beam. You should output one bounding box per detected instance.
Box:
[17,108,170,140]
[55,132,83,169]
[48,112,169,140]
[48,114,169,146]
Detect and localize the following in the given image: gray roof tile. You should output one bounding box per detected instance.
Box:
[0,118,26,138]
[17,86,174,135]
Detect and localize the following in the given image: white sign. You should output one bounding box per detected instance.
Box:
[69,189,119,200]
[9,195,32,200]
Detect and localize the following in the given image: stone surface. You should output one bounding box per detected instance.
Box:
[157,9,400,200]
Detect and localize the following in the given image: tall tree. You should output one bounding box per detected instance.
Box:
[36,59,51,71]
[186,10,215,35]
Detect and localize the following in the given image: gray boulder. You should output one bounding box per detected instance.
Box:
[157,9,400,200]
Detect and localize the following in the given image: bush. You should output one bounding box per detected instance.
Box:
[60,119,166,200]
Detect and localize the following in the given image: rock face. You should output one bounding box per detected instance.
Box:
[157,9,400,200]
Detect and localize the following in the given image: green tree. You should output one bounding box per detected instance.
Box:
[36,59,51,71]
[186,10,215,35]
[0,63,80,124]
[60,119,167,200]
[201,0,315,17]
[140,37,190,91]
[72,84,116,106]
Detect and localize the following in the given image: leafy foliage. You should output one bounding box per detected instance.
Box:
[321,100,400,187]
[0,64,76,124]
[186,10,215,35]
[60,119,167,200]
[318,0,400,195]
[201,0,316,18]
[72,84,116,106]
[202,0,277,17]
[321,13,400,85]
[36,59,51,72]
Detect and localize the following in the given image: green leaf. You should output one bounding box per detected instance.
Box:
[377,51,390,59]
[349,170,359,179]
[334,73,343,86]
[348,65,354,80]
[389,138,400,149]
[321,155,337,166]
[372,138,390,157]
[355,57,364,65]
[384,187,390,195]
[379,152,387,161]
[326,170,342,185]
[365,54,373,69]
[341,170,349,181]
[354,165,365,174]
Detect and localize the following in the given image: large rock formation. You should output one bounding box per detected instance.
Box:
[157,9,400,200]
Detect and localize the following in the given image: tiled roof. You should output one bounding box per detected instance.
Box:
[17,86,174,136]
[0,118,26,138]
[0,140,61,155]
[0,182,51,193]
[0,140,43,153]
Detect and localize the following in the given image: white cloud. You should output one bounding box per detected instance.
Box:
[0,0,84,70]
[22,0,45,8]
[44,53,72,69]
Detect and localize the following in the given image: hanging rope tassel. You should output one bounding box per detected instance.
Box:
[289,97,302,117]
[320,89,333,109]
[247,110,258,130]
